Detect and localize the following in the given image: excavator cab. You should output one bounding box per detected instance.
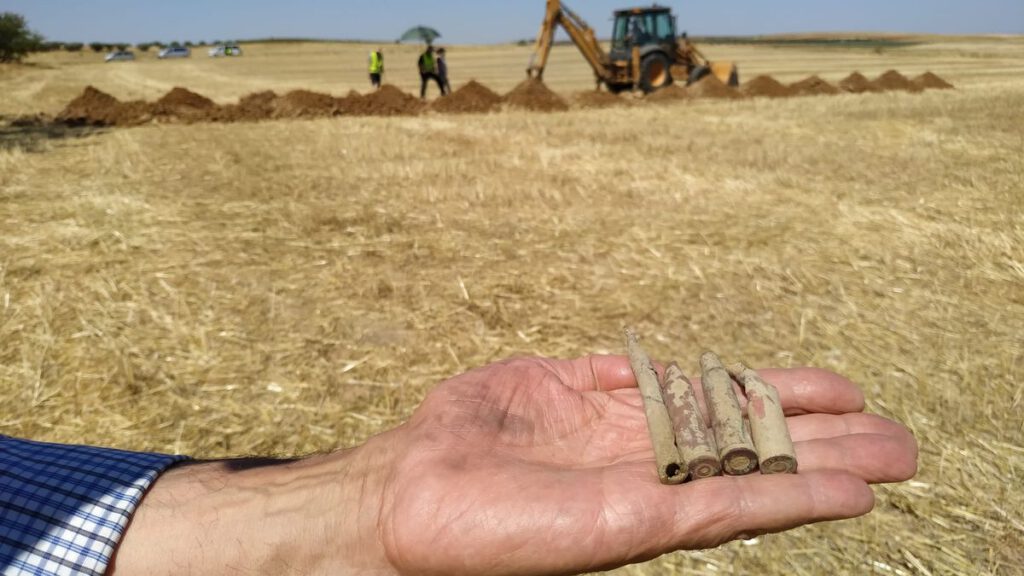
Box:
[608,7,679,93]
[610,8,676,53]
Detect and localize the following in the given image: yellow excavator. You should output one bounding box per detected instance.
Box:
[527,1,738,93]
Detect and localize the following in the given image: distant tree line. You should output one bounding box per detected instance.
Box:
[2,13,244,63]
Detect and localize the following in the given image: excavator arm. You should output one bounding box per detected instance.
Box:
[527,0,610,83]
[676,35,739,86]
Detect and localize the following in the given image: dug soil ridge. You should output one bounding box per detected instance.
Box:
[430,80,504,114]
[505,79,569,112]
[52,72,954,128]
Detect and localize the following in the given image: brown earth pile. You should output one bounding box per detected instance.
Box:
[273,90,338,118]
[430,80,504,114]
[790,76,841,96]
[740,75,793,98]
[237,90,278,118]
[873,70,924,92]
[53,71,940,130]
[156,87,215,110]
[913,71,954,90]
[839,72,881,94]
[340,85,423,116]
[644,84,689,102]
[505,79,569,112]
[211,91,279,122]
[572,90,626,108]
[56,86,154,127]
[687,74,742,99]
[152,87,218,123]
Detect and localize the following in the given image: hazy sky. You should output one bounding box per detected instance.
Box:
[4,0,1022,44]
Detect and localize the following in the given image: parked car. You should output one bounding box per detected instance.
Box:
[208,44,243,57]
[157,46,191,59]
[104,50,135,62]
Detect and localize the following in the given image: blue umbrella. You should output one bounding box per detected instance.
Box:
[399,26,442,45]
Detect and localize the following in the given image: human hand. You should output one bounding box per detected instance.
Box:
[112,356,917,576]
[374,356,918,575]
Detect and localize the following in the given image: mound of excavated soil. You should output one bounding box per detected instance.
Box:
[57,86,122,126]
[211,91,279,122]
[644,84,689,102]
[789,76,840,96]
[839,72,881,94]
[152,87,218,123]
[687,74,742,99]
[913,71,954,90]
[273,90,338,118]
[572,89,626,108]
[56,86,154,127]
[741,75,792,98]
[430,80,503,114]
[505,79,569,112]
[157,87,215,110]
[340,85,422,116]
[873,70,924,93]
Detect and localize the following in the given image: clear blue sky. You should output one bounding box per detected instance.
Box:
[4,0,1022,44]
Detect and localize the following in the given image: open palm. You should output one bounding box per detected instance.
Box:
[376,356,917,576]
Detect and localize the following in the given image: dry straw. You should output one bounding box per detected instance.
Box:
[1,40,1021,575]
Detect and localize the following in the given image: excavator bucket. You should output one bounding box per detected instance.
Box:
[710,61,740,87]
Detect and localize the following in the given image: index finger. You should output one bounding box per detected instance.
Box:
[557,357,865,416]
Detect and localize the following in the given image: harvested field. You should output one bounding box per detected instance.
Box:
[572,89,627,109]
[2,37,1023,576]
[644,84,689,102]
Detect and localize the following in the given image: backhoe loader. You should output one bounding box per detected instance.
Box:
[526,1,738,93]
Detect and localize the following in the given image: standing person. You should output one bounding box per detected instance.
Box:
[417,45,445,100]
[436,47,451,95]
[368,47,383,89]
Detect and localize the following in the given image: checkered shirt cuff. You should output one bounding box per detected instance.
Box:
[0,436,187,576]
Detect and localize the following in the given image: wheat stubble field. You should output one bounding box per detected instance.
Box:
[1,38,1023,574]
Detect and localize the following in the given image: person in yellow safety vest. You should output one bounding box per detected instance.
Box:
[368,48,384,89]
[417,45,446,100]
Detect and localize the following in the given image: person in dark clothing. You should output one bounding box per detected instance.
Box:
[418,45,446,100]
[436,47,451,95]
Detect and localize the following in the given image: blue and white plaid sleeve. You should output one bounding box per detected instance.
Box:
[0,436,188,576]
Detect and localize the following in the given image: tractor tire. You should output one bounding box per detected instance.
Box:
[639,53,673,94]
[688,65,710,86]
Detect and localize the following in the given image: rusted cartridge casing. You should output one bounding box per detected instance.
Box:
[660,362,721,480]
[625,330,687,485]
[699,351,758,475]
[728,362,798,474]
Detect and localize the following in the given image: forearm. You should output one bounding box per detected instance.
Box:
[109,439,396,575]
